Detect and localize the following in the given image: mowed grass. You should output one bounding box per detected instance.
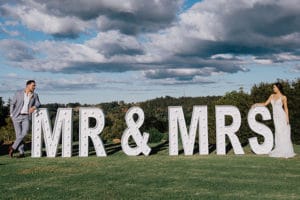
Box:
[0,143,300,200]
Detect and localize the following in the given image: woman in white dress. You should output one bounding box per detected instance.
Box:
[253,83,296,158]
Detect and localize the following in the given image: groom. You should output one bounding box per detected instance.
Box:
[9,80,41,158]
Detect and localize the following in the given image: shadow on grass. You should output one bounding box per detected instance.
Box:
[150,140,169,155]
[225,141,249,154]
[170,142,249,155]
[54,141,171,157]
[54,142,123,157]
[0,139,250,157]
[178,143,217,155]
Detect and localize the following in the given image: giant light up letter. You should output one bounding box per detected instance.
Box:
[79,108,106,157]
[169,106,208,156]
[32,108,73,158]
[215,106,244,155]
[248,106,273,154]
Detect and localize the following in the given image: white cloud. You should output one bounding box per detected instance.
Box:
[1,0,300,85]
[4,20,18,26]
[1,2,88,38]
[0,39,34,61]
[291,64,300,73]
[143,68,220,80]
[0,0,183,37]
[86,30,143,57]
[6,73,18,78]
[0,25,20,36]
[144,76,216,85]
[0,73,131,94]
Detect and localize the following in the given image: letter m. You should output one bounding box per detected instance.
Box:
[32,108,73,158]
[168,106,208,156]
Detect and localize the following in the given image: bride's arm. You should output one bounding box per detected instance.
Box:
[283,96,289,124]
[252,94,273,107]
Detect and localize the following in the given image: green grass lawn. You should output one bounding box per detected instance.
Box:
[0,143,300,200]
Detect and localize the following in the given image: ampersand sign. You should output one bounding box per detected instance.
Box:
[121,107,151,156]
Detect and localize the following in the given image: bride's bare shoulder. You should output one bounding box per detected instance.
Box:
[282,95,287,100]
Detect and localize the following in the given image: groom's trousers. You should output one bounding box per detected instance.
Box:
[12,114,29,154]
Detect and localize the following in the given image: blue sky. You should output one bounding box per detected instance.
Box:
[0,0,299,104]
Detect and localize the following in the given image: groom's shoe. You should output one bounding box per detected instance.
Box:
[8,146,15,158]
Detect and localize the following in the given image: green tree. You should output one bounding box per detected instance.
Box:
[147,127,164,143]
[0,117,15,142]
[0,97,8,127]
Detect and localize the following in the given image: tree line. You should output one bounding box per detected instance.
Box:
[0,79,299,145]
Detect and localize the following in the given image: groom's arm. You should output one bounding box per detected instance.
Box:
[34,94,41,108]
[29,94,41,113]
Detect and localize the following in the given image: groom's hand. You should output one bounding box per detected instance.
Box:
[29,106,36,114]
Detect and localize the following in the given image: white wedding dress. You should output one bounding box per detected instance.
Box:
[269,96,296,158]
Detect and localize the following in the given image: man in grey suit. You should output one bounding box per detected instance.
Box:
[9,80,41,158]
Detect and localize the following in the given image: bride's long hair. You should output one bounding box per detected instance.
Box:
[274,82,284,95]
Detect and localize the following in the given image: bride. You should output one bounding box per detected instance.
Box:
[253,82,296,158]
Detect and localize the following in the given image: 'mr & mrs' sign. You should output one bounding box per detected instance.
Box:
[31,106,273,157]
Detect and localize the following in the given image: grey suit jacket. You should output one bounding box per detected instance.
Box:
[10,90,41,119]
